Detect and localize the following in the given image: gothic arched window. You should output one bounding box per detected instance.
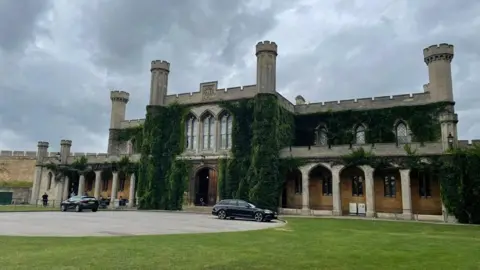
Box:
[220,114,233,149]
[315,126,328,146]
[395,122,411,144]
[185,116,198,150]
[355,125,366,144]
[202,115,215,150]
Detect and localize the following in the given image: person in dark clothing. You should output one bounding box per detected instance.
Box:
[42,193,48,207]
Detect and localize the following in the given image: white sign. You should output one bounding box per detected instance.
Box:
[349,203,357,215]
[357,203,366,215]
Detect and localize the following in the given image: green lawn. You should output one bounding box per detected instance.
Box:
[0,218,478,270]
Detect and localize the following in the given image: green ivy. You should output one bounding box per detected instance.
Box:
[168,159,191,210]
[294,102,450,146]
[137,103,188,210]
[217,158,228,200]
[116,125,144,150]
[219,94,295,210]
[438,145,480,224]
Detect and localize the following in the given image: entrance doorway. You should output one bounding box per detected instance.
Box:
[195,167,217,206]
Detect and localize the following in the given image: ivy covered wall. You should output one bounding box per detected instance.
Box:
[219,93,294,209]
[294,102,451,146]
[137,104,190,210]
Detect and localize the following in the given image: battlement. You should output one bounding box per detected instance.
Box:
[60,139,72,146]
[295,92,432,114]
[458,140,480,148]
[120,118,145,129]
[37,141,49,148]
[256,40,278,55]
[110,90,130,102]
[165,84,257,105]
[151,60,170,72]
[423,43,454,64]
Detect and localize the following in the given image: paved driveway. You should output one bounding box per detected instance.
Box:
[0,211,283,237]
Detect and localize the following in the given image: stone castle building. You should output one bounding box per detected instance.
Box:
[26,40,476,222]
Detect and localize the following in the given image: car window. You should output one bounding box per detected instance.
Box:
[238,201,249,207]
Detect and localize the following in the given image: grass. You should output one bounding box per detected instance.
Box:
[0,218,478,270]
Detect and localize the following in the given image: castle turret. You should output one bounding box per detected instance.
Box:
[60,139,71,164]
[110,90,129,129]
[256,41,278,94]
[31,141,49,204]
[149,60,170,106]
[423,43,454,102]
[295,95,306,105]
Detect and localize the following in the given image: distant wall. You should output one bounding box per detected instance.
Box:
[0,154,36,184]
[295,92,432,114]
[0,187,31,204]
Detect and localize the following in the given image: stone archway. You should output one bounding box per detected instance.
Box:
[194,167,217,206]
[340,166,366,215]
[308,164,333,211]
[281,168,302,209]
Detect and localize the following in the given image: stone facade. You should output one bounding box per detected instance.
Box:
[26,40,475,223]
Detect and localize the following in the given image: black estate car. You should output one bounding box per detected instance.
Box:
[60,196,99,212]
[212,199,277,222]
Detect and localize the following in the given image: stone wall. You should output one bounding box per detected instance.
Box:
[0,155,36,184]
[0,187,31,204]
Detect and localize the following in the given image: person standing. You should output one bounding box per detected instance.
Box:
[42,193,48,207]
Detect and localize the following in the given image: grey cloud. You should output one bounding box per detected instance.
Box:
[1,0,480,152]
[0,0,52,53]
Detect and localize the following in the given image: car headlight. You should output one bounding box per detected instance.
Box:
[264,210,272,214]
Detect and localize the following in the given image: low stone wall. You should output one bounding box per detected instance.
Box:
[0,187,31,204]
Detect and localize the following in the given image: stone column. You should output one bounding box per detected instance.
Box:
[78,174,85,196]
[362,165,375,218]
[30,141,49,204]
[400,169,412,220]
[63,176,70,200]
[55,178,64,205]
[110,172,119,205]
[30,167,43,205]
[299,166,310,213]
[128,173,136,208]
[332,165,343,216]
[94,170,102,199]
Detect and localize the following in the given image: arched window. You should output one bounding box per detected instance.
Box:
[220,114,233,149]
[315,126,328,146]
[47,172,53,190]
[355,125,366,144]
[126,140,134,154]
[395,122,411,144]
[185,116,198,150]
[202,115,215,150]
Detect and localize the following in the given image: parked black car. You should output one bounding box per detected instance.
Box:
[60,196,99,212]
[212,199,277,222]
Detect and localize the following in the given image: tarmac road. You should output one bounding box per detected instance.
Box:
[0,211,283,237]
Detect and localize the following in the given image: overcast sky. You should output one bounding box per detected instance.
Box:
[0,0,479,153]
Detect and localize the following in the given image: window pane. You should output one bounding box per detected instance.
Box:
[209,118,215,149]
[355,126,365,144]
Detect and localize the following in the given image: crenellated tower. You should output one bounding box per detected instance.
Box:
[424,43,458,150]
[108,90,129,155]
[60,139,72,164]
[31,141,49,204]
[149,60,170,106]
[256,41,278,94]
[423,43,454,102]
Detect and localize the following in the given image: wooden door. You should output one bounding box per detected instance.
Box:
[207,169,217,205]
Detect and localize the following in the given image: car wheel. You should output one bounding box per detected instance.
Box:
[254,212,264,222]
[75,205,82,212]
[61,205,67,212]
[92,207,98,212]
[217,209,227,219]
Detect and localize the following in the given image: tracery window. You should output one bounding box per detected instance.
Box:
[395,122,411,144]
[315,126,328,146]
[202,115,215,150]
[355,125,366,144]
[383,175,396,197]
[185,116,198,150]
[352,175,364,196]
[220,114,232,149]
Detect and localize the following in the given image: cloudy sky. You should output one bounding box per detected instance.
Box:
[0,0,479,153]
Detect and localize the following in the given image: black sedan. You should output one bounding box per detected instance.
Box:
[212,199,277,222]
[60,196,99,212]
